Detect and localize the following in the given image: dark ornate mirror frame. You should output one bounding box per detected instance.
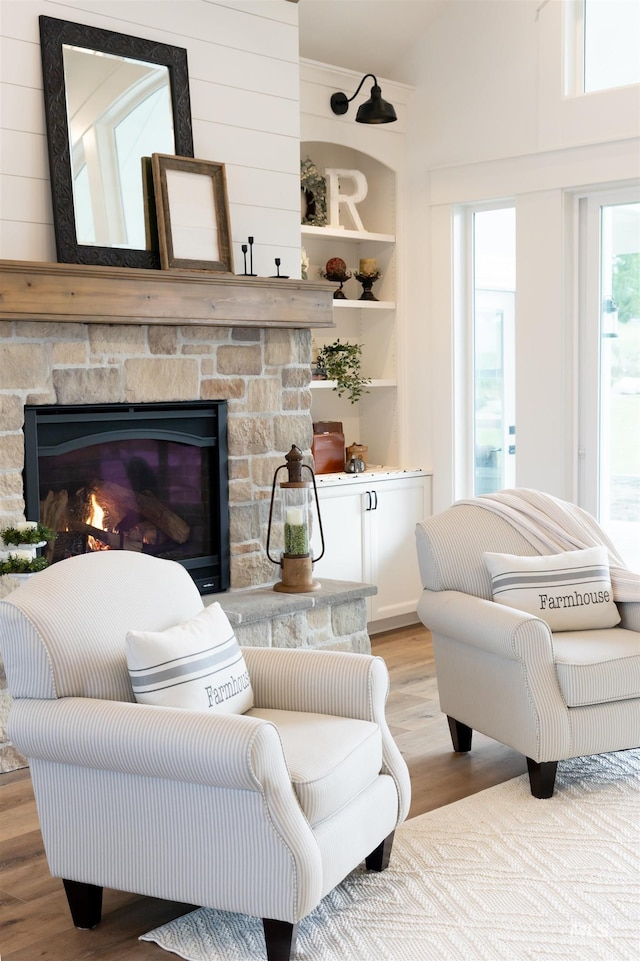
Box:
[39,15,194,269]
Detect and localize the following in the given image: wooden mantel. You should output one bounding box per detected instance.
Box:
[0,260,335,329]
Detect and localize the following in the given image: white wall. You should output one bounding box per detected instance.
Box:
[403,0,640,512]
[3,0,639,515]
[0,0,302,278]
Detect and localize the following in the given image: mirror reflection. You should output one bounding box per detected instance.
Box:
[63,45,174,249]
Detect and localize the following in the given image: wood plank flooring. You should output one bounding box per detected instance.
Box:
[0,624,525,960]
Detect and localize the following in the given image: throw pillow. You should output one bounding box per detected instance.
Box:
[482,546,621,631]
[126,602,253,713]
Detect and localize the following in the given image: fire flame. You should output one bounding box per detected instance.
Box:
[87,493,109,551]
[89,494,105,530]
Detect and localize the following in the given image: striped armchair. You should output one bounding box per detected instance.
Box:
[415,492,640,798]
[0,551,410,961]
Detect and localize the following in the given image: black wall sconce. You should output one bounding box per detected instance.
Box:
[330,73,397,124]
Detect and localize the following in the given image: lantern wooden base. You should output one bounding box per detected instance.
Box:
[274,555,321,593]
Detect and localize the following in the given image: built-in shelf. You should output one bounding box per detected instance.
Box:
[310,378,397,390]
[301,225,395,244]
[0,260,335,328]
[333,300,395,310]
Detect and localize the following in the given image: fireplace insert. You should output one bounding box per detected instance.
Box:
[23,401,229,594]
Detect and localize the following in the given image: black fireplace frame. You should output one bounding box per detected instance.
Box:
[23,401,229,594]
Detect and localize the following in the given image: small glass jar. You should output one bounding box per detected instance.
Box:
[345,454,365,473]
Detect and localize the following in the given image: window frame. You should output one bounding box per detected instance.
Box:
[454,200,516,499]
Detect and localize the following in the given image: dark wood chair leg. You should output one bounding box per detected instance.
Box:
[526,758,558,798]
[62,879,103,929]
[263,918,298,961]
[365,830,395,872]
[448,716,473,752]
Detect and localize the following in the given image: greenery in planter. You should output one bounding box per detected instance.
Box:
[315,339,371,404]
[300,157,327,227]
[0,522,55,546]
[0,522,56,575]
[0,554,49,575]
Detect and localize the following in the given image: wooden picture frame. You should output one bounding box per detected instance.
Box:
[151,154,233,272]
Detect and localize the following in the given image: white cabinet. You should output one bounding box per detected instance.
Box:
[311,470,432,631]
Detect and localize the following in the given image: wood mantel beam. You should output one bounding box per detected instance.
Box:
[0,260,335,329]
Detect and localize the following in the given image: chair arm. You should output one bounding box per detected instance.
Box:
[417,590,555,662]
[8,696,289,792]
[243,646,389,720]
[618,601,640,632]
[418,590,569,761]
[243,647,412,824]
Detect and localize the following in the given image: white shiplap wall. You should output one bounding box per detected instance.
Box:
[0,0,303,278]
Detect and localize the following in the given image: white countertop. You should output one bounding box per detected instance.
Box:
[315,466,432,486]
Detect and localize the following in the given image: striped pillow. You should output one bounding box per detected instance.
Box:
[482,546,621,632]
[125,602,253,713]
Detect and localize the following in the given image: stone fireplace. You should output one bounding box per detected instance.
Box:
[0,261,342,590]
[0,318,313,591]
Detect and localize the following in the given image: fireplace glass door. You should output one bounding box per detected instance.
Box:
[23,401,229,594]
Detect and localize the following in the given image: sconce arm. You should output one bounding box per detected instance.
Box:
[330,73,378,115]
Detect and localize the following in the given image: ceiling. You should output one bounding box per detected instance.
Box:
[296,0,451,84]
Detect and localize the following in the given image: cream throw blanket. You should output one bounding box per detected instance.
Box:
[455,488,640,603]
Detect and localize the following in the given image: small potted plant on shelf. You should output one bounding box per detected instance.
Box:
[314,339,371,404]
[0,521,56,580]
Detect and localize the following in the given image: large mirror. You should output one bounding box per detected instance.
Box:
[39,16,194,269]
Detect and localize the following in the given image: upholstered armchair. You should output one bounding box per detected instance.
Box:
[0,551,410,961]
[415,489,640,799]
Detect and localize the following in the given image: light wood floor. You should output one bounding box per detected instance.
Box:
[0,624,526,960]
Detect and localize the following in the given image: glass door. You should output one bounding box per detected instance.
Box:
[580,191,640,570]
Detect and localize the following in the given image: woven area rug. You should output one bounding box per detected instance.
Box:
[141,750,640,961]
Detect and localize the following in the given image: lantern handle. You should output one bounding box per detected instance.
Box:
[265,463,287,565]
[303,463,325,564]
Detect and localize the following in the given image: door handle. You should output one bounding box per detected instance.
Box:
[365,491,372,511]
[372,490,378,510]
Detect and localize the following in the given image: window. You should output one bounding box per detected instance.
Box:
[467,206,516,496]
[566,0,640,95]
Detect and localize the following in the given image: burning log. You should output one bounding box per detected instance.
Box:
[72,522,143,552]
[41,489,69,562]
[93,481,190,544]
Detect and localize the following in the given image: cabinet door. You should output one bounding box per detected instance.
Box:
[365,475,431,623]
[311,485,365,584]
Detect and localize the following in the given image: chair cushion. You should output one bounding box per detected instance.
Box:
[246,707,382,827]
[483,546,620,631]
[126,603,253,714]
[553,628,640,706]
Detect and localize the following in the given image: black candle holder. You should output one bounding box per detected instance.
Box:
[242,237,256,276]
[320,268,352,299]
[270,257,289,279]
[354,271,380,301]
